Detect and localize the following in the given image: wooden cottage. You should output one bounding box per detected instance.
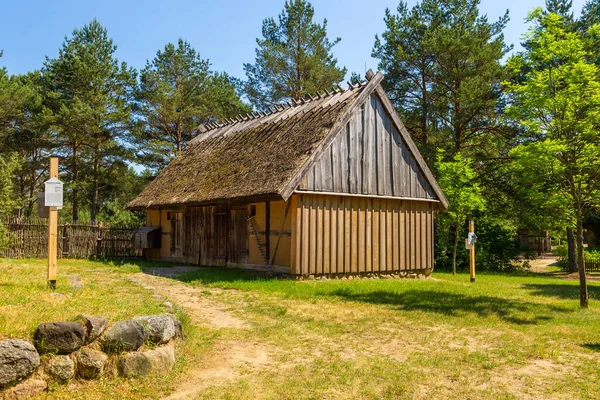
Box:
[128,70,448,276]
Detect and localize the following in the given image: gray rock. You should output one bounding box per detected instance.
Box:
[118,345,175,378]
[135,314,178,344]
[75,348,108,379]
[47,355,75,383]
[82,316,108,344]
[166,314,184,339]
[69,275,84,290]
[100,320,148,353]
[2,378,47,399]
[0,339,40,388]
[33,322,86,354]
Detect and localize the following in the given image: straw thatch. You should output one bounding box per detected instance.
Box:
[128,84,367,209]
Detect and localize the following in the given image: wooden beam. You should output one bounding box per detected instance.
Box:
[265,201,270,264]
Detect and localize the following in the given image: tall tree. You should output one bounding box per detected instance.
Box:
[372,2,435,150]
[135,39,249,172]
[243,0,346,108]
[43,19,136,221]
[546,0,574,21]
[373,0,510,160]
[505,9,600,308]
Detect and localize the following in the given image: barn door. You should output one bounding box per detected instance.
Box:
[229,207,249,264]
[198,205,228,266]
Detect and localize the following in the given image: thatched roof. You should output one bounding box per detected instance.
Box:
[129,70,448,210]
[128,80,370,209]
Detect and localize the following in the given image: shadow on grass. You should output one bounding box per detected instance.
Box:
[152,265,278,283]
[582,343,600,352]
[327,288,570,325]
[130,263,574,325]
[522,283,600,300]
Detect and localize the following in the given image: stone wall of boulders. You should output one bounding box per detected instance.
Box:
[0,313,183,399]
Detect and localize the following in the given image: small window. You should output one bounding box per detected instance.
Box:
[249,205,256,217]
[166,211,171,221]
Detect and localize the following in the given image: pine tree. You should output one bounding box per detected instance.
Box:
[243,0,346,108]
[43,19,136,221]
[135,39,249,171]
[373,0,510,160]
[546,0,574,21]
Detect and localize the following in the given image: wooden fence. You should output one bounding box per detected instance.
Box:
[0,216,142,259]
[560,256,600,273]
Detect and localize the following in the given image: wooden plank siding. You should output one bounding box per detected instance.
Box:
[298,93,437,200]
[291,193,434,275]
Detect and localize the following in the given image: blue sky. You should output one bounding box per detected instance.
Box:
[0,0,588,80]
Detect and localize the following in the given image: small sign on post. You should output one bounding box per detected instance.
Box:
[44,177,63,208]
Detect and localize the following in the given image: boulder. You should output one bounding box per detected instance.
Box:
[135,314,179,344]
[118,345,175,378]
[82,316,108,344]
[47,355,75,383]
[0,339,40,388]
[167,314,184,339]
[33,322,86,354]
[75,348,108,379]
[100,320,148,353]
[2,378,47,399]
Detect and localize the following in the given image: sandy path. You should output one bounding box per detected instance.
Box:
[130,271,273,399]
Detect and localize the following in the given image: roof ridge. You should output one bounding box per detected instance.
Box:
[197,80,370,134]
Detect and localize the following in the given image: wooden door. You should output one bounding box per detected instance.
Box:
[197,205,228,266]
[229,207,249,264]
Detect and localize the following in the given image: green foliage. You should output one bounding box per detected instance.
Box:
[243,0,346,108]
[436,152,486,273]
[505,10,600,216]
[0,153,21,250]
[437,153,486,223]
[0,152,22,216]
[135,39,250,172]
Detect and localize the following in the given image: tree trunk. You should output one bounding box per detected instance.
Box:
[72,144,79,222]
[567,227,577,273]
[576,212,588,308]
[90,152,99,222]
[452,223,459,276]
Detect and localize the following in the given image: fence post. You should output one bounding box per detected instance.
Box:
[96,222,103,258]
[62,223,69,258]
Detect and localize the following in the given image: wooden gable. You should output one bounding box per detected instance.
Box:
[297,91,441,205]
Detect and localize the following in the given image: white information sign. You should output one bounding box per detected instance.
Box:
[467,232,477,245]
[44,177,63,207]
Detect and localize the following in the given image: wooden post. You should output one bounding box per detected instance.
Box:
[47,157,58,289]
[469,219,475,283]
[265,202,270,264]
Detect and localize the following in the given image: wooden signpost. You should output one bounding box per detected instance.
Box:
[45,157,62,289]
[469,220,476,282]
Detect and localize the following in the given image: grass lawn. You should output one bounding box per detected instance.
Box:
[2,258,600,399]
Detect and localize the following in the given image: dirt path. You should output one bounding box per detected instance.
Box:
[527,253,600,281]
[131,271,274,399]
[527,253,558,274]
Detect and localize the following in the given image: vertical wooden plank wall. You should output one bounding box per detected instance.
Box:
[298,94,437,200]
[292,193,435,275]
